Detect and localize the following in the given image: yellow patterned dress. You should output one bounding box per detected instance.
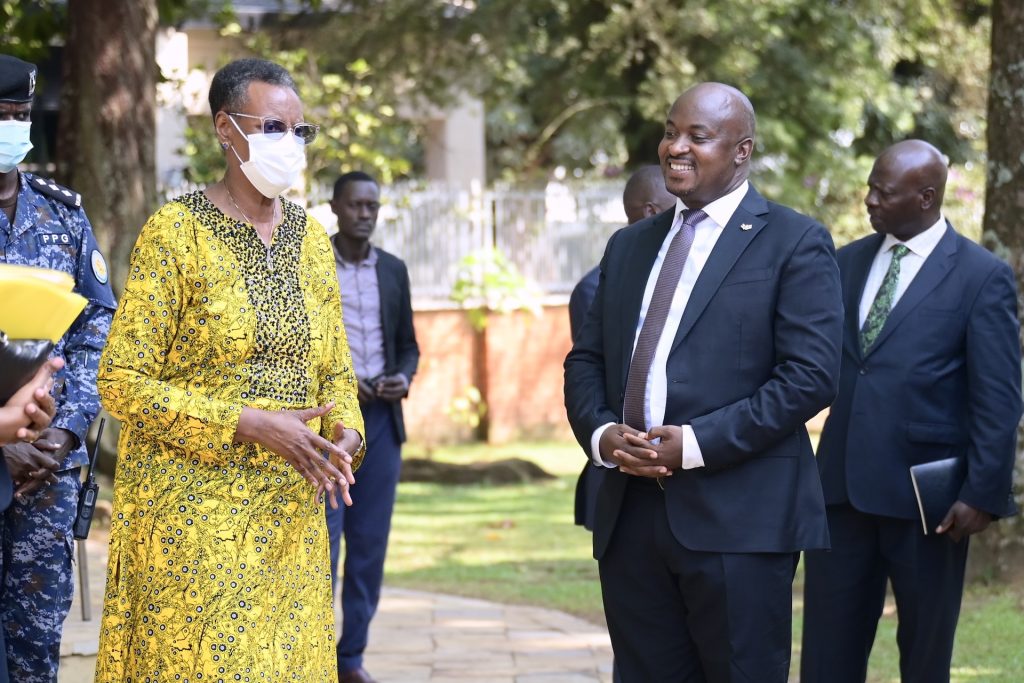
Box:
[94,191,363,682]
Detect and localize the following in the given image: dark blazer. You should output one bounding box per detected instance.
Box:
[372,247,420,443]
[817,225,1021,519]
[568,266,600,341]
[565,185,843,558]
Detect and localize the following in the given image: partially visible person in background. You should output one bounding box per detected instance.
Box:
[93,58,364,682]
[0,53,115,683]
[0,357,63,683]
[327,171,419,683]
[0,358,62,683]
[569,164,675,532]
[801,140,1021,683]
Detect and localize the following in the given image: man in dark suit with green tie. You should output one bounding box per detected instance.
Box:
[801,140,1021,683]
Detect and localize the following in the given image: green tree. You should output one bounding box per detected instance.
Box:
[4,0,1000,276]
[2,0,233,287]
[299,0,991,240]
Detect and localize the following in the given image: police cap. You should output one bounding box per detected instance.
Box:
[0,55,38,104]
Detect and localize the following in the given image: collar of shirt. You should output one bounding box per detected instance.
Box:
[879,214,946,259]
[672,180,749,230]
[333,240,378,269]
[858,214,948,327]
[2,172,42,239]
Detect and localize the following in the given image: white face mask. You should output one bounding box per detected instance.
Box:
[0,120,33,174]
[228,116,306,198]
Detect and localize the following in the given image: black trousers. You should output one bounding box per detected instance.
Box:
[801,503,969,683]
[599,478,798,683]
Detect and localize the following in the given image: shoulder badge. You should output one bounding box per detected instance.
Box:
[28,174,82,209]
[90,249,109,284]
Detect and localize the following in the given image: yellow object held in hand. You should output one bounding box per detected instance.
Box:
[0,263,88,342]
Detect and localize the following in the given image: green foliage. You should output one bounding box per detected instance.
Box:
[0,1,66,62]
[244,35,416,185]
[156,0,233,26]
[180,118,223,186]
[6,0,996,245]
[449,248,543,331]
[1,0,231,63]
[444,385,488,430]
[303,0,991,242]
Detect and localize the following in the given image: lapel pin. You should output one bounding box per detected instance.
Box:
[740,223,752,231]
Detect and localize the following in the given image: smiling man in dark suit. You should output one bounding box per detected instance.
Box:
[326,171,420,683]
[801,140,1021,683]
[564,82,843,682]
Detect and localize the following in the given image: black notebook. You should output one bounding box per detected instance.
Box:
[909,457,965,535]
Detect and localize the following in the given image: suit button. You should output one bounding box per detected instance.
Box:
[859,368,867,375]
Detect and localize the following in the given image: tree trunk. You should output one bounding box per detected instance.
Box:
[472,325,490,442]
[980,0,1024,576]
[58,0,158,292]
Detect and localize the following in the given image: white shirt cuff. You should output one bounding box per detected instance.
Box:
[590,422,618,468]
[681,425,705,469]
[591,423,704,469]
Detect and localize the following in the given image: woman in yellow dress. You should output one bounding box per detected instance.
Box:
[94,58,363,681]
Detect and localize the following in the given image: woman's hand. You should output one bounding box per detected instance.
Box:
[315,421,359,509]
[235,403,348,500]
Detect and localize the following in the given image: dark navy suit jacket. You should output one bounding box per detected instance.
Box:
[817,225,1021,519]
[568,266,600,341]
[564,185,843,558]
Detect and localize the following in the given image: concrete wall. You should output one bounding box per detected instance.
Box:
[405,305,574,445]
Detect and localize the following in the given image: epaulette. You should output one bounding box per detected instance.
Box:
[28,174,82,209]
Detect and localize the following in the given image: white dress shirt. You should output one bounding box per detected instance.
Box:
[591,181,750,470]
[857,216,947,327]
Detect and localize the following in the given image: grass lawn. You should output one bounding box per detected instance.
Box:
[386,439,1024,683]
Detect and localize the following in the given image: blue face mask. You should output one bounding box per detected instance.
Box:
[0,120,33,173]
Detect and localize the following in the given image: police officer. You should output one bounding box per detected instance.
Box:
[0,54,115,683]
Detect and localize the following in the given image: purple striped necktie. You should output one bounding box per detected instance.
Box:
[622,208,707,431]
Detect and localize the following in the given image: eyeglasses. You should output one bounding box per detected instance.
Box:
[229,112,320,145]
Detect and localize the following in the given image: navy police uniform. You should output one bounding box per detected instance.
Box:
[0,169,115,683]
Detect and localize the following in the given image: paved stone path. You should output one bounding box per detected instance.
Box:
[58,535,614,683]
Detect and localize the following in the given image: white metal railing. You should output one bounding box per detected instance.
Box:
[164,180,630,303]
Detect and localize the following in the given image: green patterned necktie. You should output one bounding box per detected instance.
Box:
[860,244,911,354]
